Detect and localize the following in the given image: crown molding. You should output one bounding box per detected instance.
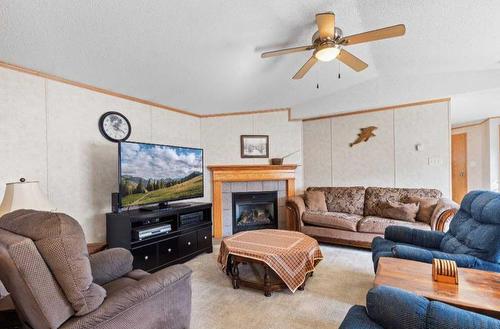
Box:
[301,97,451,122]
[452,116,500,130]
[0,60,452,123]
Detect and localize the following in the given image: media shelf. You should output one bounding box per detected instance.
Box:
[106,202,213,272]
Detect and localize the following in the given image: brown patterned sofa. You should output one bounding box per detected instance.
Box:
[286,187,459,249]
[0,210,192,329]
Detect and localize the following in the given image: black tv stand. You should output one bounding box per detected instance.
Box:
[106,202,212,272]
[137,202,193,212]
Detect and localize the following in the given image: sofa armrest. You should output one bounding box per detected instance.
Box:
[286,195,306,231]
[89,248,133,285]
[391,245,435,263]
[385,226,445,249]
[366,286,430,329]
[339,305,383,329]
[430,198,459,231]
[67,264,192,329]
[429,250,500,272]
[366,286,500,329]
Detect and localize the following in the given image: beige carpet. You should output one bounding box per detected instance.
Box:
[185,244,375,329]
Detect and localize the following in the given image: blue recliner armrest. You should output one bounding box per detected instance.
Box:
[366,286,429,329]
[391,247,500,272]
[339,305,383,329]
[362,286,500,329]
[427,300,500,329]
[430,250,500,272]
[385,226,445,249]
[391,244,434,263]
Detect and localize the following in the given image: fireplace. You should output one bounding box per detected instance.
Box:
[232,191,278,233]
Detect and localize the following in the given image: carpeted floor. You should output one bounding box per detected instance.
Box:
[185,244,375,329]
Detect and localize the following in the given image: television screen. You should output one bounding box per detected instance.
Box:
[119,141,203,207]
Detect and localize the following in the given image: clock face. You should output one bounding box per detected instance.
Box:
[99,112,131,142]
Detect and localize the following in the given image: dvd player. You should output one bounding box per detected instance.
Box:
[133,223,172,241]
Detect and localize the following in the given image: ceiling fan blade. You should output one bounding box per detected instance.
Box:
[341,24,406,46]
[261,45,314,58]
[316,12,335,40]
[337,49,368,72]
[292,56,318,79]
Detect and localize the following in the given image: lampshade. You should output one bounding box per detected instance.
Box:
[0,180,54,217]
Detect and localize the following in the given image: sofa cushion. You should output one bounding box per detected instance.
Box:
[304,190,328,212]
[0,210,106,316]
[441,191,500,263]
[381,200,419,222]
[358,216,431,234]
[364,187,442,217]
[404,196,438,224]
[308,187,365,215]
[302,211,363,231]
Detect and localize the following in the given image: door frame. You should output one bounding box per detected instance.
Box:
[451,133,468,203]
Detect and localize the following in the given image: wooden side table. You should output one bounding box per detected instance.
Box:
[375,257,500,318]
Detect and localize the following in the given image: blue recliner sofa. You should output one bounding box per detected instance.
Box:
[339,286,500,329]
[372,190,500,272]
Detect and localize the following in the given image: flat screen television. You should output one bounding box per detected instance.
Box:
[118,141,203,208]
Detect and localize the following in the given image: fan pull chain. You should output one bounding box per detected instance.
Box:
[338,62,341,79]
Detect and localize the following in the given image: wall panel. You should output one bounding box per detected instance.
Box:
[303,101,451,195]
[394,102,450,195]
[303,119,332,187]
[331,110,395,187]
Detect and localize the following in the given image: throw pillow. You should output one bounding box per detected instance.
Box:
[304,191,328,212]
[404,196,438,224]
[382,200,419,222]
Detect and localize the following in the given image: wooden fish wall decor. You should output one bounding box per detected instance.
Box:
[350,126,377,147]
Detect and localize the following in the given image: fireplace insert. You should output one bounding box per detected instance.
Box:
[232,191,278,233]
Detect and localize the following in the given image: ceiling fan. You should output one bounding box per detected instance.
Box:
[261,11,406,79]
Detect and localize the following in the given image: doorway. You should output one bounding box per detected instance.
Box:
[452,133,468,203]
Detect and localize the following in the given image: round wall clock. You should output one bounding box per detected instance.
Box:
[98,111,131,142]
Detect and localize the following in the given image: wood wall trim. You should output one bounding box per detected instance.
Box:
[0,60,452,122]
[0,60,293,120]
[452,116,500,130]
[0,61,201,117]
[301,98,451,122]
[201,108,291,118]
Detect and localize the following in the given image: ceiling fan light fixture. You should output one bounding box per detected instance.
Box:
[314,44,341,62]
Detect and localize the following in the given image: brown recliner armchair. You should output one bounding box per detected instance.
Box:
[0,209,192,329]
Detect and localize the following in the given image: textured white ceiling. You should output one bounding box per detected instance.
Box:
[451,88,500,126]
[1,0,500,121]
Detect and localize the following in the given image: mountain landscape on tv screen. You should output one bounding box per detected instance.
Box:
[120,143,203,206]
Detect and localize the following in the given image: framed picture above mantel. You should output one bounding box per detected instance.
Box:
[240,135,269,158]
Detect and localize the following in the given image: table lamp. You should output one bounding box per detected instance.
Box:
[0,178,55,218]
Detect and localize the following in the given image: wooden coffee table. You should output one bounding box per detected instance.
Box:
[375,257,500,318]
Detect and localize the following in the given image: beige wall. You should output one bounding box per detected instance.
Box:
[0,67,202,242]
[303,101,452,196]
[200,111,304,202]
[0,66,303,242]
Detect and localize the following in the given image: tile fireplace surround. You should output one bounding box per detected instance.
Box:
[223,181,285,236]
[208,165,298,238]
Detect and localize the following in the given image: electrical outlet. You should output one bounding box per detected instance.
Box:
[428,157,443,166]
